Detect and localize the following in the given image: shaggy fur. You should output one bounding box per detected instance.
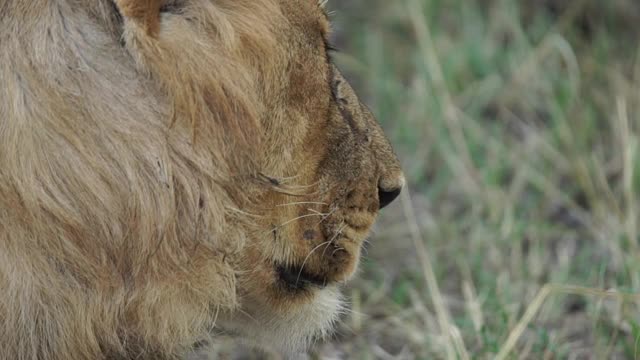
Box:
[0,0,404,359]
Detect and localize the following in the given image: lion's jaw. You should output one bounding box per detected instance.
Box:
[218,286,344,354]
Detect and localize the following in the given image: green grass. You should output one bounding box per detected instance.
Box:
[313,0,640,359]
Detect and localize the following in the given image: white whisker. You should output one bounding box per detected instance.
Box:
[273,213,326,230]
[321,223,346,258]
[330,246,345,257]
[315,206,338,226]
[306,208,330,216]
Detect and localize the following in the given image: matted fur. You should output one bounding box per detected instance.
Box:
[0,0,403,359]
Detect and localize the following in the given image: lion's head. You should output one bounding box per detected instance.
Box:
[0,0,403,358]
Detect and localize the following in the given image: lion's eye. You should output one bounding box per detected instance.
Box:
[326,43,339,53]
[160,0,183,13]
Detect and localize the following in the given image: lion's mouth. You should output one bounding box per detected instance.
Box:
[276,264,328,291]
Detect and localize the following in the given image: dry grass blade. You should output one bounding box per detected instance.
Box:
[495,284,640,360]
[400,186,470,360]
[407,0,479,197]
[615,96,639,289]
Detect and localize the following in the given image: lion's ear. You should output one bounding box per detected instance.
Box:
[114,0,163,36]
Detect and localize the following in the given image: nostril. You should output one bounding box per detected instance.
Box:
[378,186,401,209]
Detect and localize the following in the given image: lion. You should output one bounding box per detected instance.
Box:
[0,0,404,358]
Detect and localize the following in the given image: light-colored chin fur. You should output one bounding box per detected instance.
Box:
[217,286,344,355]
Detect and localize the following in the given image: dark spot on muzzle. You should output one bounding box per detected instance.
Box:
[303,229,316,241]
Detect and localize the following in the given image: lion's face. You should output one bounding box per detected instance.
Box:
[215,0,405,352]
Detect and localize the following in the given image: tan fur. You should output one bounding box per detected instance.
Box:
[0,0,403,358]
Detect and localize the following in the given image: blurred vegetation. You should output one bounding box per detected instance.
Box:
[210,0,640,359]
[319,0,640,359]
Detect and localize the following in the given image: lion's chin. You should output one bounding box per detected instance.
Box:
[217,286,344,355]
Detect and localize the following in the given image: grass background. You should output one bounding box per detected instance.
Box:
[211,0,640,358]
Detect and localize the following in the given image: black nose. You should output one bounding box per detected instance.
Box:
[378,186,402,209]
